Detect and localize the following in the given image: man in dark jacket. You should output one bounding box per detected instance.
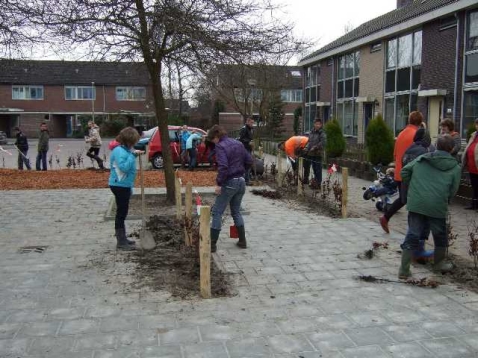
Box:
[208,125,253,253]
[303,118,326,185]
[238,117,254,184]
[36,122,49,171]
[398,136,461,279]
[14,127,31,170]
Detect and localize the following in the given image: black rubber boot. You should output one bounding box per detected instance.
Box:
[210,228,220,253]
[116,228,136,251]
[236,226,247,249]
[121,227,135,245]
[97,157,105,170]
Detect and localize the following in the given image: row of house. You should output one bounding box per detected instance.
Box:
[0,0,476,141]
[298,0,478,143]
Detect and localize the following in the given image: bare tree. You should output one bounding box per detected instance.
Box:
[8,0,305,201]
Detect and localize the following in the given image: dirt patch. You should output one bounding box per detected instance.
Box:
[124,215,233,298]
[110,193,216,218]
[443,254,478,293]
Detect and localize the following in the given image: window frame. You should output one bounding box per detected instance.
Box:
[336,51,360,136]
[65,86,96,100]
[115,86,147,101]
[12,85,44,100]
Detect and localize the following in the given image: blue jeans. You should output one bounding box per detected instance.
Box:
[110,186,132,229]
[188,148,197,170]
[401,212,447,251]
[211,177,246,230]
[36,151,48,171]
[303,155,322,183]
[18,149,31,170]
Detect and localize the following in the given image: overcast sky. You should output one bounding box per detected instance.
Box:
[273,0,397,61]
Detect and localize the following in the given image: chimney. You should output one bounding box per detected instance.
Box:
[397,0,415,8]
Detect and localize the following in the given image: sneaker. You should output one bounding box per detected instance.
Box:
[379,216,389,234]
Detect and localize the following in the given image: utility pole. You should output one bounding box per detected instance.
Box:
[91,82,95,123]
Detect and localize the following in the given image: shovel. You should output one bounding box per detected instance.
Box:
[138,153,156,251]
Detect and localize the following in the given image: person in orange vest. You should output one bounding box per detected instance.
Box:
[278,136,309,184]
[380,111,423,234]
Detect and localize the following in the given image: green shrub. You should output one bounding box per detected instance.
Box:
[466,122,476,142]
[100,119,126,137]
[293,106,302,135]
[365,114,394,165]
[324,119,346,158]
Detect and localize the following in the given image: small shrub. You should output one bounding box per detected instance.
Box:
[324,119,346,158]
[100,119,126,137]
[293,106,302,135]
[365,114,394,166]
[466,122,476,142]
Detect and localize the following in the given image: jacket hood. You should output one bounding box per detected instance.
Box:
[418,151,458,171]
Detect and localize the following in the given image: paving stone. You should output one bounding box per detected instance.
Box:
[420,321,466,338]
[0,322,22,339]
[457,333,478,351]
[47,307,85,321]
[19,321,61,337]
[276,318,319,334]
[226,337,273,357]
[59,319,99,335]
[137,314,177,330]
[382,324,433,342]
[420,337,475,357]
[116,329,159,348]
[0,337,31,356]
[233,321,281,338]
[266,334,315,354]
[347,312,391,327]
[159,326,200,345]
[286,305,323,318]
[94,347,142,358]
[383,309,424,324]
[74,333,117,350]
[386,342,434,358]
[142,345,182,358]
[183,341,228,358]
[100,317,139,332]
[341,345,390,358]
[28,336,75,355]
[343,327,395,347]
[85,306,122,318]
[7,309,48,323]
[199,324,242,341]
[307,331,356,351]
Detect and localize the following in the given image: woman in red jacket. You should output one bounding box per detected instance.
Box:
[462,118,478,211]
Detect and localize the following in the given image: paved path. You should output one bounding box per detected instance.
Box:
[261,153,478,264]
[1,187,478,357]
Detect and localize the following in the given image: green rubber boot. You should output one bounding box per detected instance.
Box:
[210,228,220,253]
[433,247,453,273]
[398,249,413,279]
[236,226,247,249]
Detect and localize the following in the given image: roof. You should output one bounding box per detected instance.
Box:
[0,60,151,86]
[300,0,460,64]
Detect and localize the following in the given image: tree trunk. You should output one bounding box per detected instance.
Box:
[177,64,183,117]
[150,65,176,203]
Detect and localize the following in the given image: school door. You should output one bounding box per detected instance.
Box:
[428,97,443,141]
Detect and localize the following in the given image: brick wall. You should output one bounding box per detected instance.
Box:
[320,59,333,104]
[219,112,295,137]
[421,18,458,123]
[358,43,385,143]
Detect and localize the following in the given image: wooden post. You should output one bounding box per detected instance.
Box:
[259,146,264,159]
[199,205,211,299]
[277,152,283,187]
[298,157,304,196]
[342,167,348,218]
[175,171,182,219]
[184,182,193,246]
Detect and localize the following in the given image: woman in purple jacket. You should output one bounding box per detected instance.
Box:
[207,125,253,252]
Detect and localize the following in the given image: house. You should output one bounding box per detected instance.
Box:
[0,60,155,138]
[298,0,478,143]
[213,64,303,135]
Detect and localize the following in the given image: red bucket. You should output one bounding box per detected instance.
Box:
[229,225,239,239]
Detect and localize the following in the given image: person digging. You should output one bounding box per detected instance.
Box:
[85,121,105,170]
[207,125,253,253]
[398,136,461,279]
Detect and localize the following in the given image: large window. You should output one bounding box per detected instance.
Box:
[281,89,303,103]
[463,10,478,135]
[65,86,95,100]
[12,86,44,100]
[336,51,360,136]
[304,65,320,131]
[116,86,146,101]
[384,31,422,136]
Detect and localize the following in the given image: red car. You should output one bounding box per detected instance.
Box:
[146,125,211,169]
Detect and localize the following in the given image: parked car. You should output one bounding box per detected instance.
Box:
[144,125,212,169]
[0,131,7,145]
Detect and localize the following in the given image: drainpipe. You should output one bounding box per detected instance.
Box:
[460,11,467,137]
[453,12,459,126]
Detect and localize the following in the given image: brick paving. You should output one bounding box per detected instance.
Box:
[1,184,478,357]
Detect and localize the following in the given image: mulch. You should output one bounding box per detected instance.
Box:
[0,169,216,190]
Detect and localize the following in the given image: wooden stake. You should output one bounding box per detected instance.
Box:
[298,157,304,196]
[184,182,193,246]
[199,205,211,299]
[342,167,348,218]
[277,152,283,187]
[175,171,182,219]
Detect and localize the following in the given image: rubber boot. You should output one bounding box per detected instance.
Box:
[210,228,220,253]
[116,228,136,251]
[398,249,413,279]
[413,240,434,263]
[121,227,136,245]
[433,247,453,273]
[97,157,105,170]
[236,226,247,249]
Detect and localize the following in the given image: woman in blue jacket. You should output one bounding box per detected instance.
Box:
[109,127,142,250]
